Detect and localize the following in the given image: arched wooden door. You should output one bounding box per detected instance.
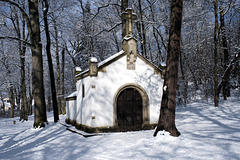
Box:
[117,88,143,131]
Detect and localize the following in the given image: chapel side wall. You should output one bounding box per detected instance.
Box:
[76,76,109,128]
[81,73,115,128]
[76,79,94,127]
[76,80,84,125]
[65,97,77,125]
[69,100,76,121]
[65,101,70,120]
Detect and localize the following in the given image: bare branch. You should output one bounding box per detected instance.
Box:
[93,21,122,37]
[89,3,121,22]
[152,25,167,51]
[219,0,232,15]
[0,0,32,36]
[218,50,240,94]
[0,36,31,46]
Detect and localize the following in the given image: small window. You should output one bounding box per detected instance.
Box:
[82,84,85,98]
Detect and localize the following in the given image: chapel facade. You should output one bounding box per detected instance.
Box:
[65,8,164,133]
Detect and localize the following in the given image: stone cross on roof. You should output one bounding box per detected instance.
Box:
[122,8,137,36]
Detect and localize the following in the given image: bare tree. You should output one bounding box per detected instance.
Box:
[9,2,28,121]
[154,0,183,137]
[42,0,59,122]
[219,0,232,100]
[0,0,48,126]
[61,49,66,114]
[214,0,219,107]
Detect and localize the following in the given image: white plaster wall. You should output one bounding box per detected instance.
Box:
[65,100,77,121]
[66,102,70,120]
[76,54,163,128]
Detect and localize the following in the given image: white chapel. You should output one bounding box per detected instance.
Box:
[65,8,164,132]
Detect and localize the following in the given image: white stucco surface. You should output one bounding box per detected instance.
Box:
[65,91,77,121]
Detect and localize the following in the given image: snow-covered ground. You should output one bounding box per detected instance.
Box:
[0,97,240,160]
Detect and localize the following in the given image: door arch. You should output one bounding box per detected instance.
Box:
[113,83,150,131]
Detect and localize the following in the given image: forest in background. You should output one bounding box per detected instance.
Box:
[0,0,239,120]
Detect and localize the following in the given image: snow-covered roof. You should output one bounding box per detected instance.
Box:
[98,50,125,67]
[75,50,162,80]
[65,91,77,99]
[75,50,125,78]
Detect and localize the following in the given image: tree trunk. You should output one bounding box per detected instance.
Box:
[9,85,15,118]
[55,25,62,115]
[180,39,188,105]
[148,1,163,63]
[28,83,33,115]
[220,7,230,99]
[29,0,47,127]
[121,0,128,38]
[20,10,28,121]
[9,4,28,121]
[0,94,4,112]
[218,51,239,95]
[137,0,147,58]
[180,50,187,106]
[20,43,28,120]
[28,65,33,115]
[42,0,59,122]
[214,0,219,107]
[61,49,66,114]
[52,17,62,115]
[154,0,183,137]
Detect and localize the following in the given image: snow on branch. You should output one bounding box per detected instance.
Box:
[218,50,240,94]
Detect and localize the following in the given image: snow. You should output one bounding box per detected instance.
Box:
[65,91,77,98]
[1,97,240,160]
[90,57,98,63]
[98,50,125,68]
[164,85,167,91]
[75,50,125,77]
[75,67,82,72]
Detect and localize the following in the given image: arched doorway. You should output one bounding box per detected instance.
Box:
[114,84,150,131]
[117,88,142,131]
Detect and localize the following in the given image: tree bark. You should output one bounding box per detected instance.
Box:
[180,39,188,105]
[21,18,28,121]
[52,16,62,115]
[179,50,187,106]
[220,7,230,99]
[61,49,66,114]
[214,0,219,107]
[16,6,28,121]
[9,85,15,118]
[42,0,59,122]
[55,24,62,115]
[154,0,183,137]
[28,0,47,127]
